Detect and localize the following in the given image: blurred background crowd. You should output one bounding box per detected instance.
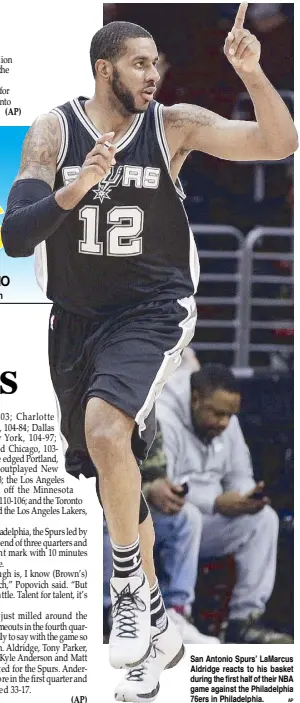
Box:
[102,4,294,643]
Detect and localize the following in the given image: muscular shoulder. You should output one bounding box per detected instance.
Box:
[16,112,61,187]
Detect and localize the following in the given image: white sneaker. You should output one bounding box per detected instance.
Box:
[109,573,151,669]
[114,616,185,702]
[166,608,220,645]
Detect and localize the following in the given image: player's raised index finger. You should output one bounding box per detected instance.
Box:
[233,2,248,29]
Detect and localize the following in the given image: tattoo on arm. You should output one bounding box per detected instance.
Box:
[164,102,275,161]
[166,104,217,132]
[164,103,222,155]
[16,114,61,188]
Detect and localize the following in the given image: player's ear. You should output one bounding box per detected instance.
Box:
[95,58,112,81]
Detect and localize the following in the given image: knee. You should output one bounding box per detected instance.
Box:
[85,397,134,458]
[183,501,203,534]
[238,505,279,541]
[256,505,279,535]
[174,502,203,548]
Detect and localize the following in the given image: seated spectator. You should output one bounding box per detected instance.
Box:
[156,363,293,644]
[103,422,220,645]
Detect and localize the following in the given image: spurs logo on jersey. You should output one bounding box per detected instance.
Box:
[62,164,161,201]
[92,165,123,203]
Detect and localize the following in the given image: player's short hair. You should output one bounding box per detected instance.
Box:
[191,364,240,398]
[90,21,153,77]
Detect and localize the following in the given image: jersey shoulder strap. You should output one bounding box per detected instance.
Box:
[152,101,186,201]
[50,97,91,171]
[50,100,75,171]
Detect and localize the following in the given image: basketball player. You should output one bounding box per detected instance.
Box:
[2,4,297,701]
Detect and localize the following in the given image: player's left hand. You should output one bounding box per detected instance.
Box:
[224,2,261,74]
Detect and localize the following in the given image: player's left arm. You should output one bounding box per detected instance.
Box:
[164,2,298,162]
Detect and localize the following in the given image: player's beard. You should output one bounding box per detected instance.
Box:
[111,67,145,115]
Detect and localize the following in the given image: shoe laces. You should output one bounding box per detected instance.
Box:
[126,631,164,682]
[111,579,146,639]
[126,664,146,683]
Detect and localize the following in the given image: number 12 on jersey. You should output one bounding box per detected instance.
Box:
[79,205,144,257]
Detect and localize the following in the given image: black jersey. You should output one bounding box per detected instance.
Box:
[34,97,200,317]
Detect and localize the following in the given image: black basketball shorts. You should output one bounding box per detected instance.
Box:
[49,296,197,481]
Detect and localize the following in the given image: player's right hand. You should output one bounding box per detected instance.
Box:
[77,132,117,190]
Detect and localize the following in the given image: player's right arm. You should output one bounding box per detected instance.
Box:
[15,113,61,187]
[2,114,116,258]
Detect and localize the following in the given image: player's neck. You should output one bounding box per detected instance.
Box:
[85,94,136,142]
